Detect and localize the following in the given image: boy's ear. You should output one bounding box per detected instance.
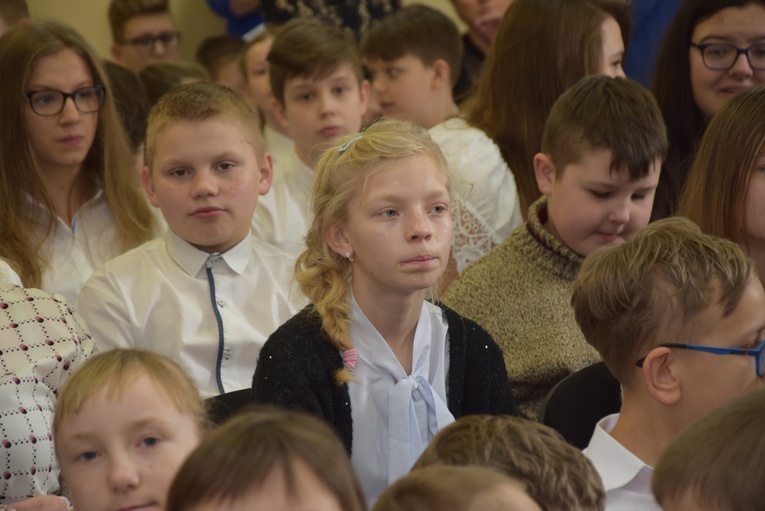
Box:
[358,79,371,117]
[641,346,682,406]
[258,152,274,196]
[110,42,124,64]
[430,59,451,91]
[140,166,160,208]
[534,153,557,196]
[271,97,290,133]
[324,221,352,259]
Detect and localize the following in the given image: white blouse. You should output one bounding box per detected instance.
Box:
[347,296,454,505]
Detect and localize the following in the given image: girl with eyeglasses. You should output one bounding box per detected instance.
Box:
[0,20,159,303]
[652,0,765,219]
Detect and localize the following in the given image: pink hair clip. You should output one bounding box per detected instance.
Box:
[342,349,357,371]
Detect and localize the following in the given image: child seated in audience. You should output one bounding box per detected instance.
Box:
[652,388,765,511]
[360,4,522,277]
[195,34,245,91]
[443,75,667,419]
[572,216,765,510]
[239,26,293,165]
[167,408,366,511]
[109,0,181,73]
[78,83,299,398]
[251,18,370,256]
[53,349,209,511]
[252,119,515,505]
[0,0,28,37]
[374,465,541,511]
[413,415,605,511]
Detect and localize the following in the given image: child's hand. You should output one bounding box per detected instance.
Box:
[5,495,69,511]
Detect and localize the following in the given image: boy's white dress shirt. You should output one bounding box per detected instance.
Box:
[263,124,294,166]
[584,414,662,511]
[78,231,303,398]
[251,150,312,257]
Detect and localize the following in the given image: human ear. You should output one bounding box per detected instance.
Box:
[271,97,290,134]
[258,152,273,196]
[534,153,556,196]
[358,79,371,117]
[140,166,160,208]
[324,222,352,259]
[110,42,124,64]
[641,346,682,405]
[430,59,451,91]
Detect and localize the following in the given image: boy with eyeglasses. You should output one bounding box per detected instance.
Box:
[571,216,765,511]
[108,0,181,73]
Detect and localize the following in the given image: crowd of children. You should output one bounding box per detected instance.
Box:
[2,0,765,510]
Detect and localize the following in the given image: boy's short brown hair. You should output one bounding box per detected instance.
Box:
[139,60,211,107]
[359,4,463,88]
[108,0,170,42]
[267,18,363,105]
[0,0,28,27]
[572,216,755,385]
[542,75,667,180]
[145,81,264,169]
[195,34,245,81]
[652,388,765,511]
[413,415,604,511]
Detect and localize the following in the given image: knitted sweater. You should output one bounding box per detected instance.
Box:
[442,197,601,419]
[251,303,517,455]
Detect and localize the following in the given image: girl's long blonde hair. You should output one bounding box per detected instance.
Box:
[0,20,158,287]
[296,119,451,383]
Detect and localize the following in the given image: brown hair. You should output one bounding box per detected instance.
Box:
[139,60,211,107]
[542,75,667,180]
[53,349,209,437]
[374,465,536,511]
[0,0,28,26]
[467,0,629,214]
[651,0,765,219]
[167,408,366,511]
[108,0,170,42]
[653,388,765,510]
[195,34,245,83]
[572,216,754,385]
[0,21,158,287]
[145,81,264,169]
[103,60,149,153]
[413,415,604,511]
[268,18,363,105]
[678,85,765,249]
[296,119,451,383]
[359,4,463,88]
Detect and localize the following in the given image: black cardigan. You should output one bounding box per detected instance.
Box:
[252,304,517,454]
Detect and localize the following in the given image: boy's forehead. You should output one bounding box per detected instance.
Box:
[123,12,175,38]
[285,62,360,91]
[150,117,261,161]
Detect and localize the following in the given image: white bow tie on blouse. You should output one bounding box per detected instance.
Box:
[347,295,454,503]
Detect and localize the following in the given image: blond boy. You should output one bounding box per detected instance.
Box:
[573,217,765,509]
[251,18,369,256]
[78,83,300,397]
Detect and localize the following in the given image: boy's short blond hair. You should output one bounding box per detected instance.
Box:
[145,81,264,169]
[413,415,604,511]
[653,388,765,510]
[572,217,754,385]
[542,75,667,181]
[267,18,363,105]
[108,0,170,42]
[53,349,209,439]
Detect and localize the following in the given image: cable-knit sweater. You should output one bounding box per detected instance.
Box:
[251,303,517,455]
[442,197,601,419]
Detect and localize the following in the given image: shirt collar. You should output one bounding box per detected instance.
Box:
[586,414,654,492]
[166,230,253,277]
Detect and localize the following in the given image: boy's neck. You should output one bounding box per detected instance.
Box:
[424,98,459,130]
[609,395,680,467]
[295,146,316,171]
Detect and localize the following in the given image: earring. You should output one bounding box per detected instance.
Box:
[345,251,354,263]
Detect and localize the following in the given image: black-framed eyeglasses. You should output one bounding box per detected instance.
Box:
[690,42,765,71]
[635,339,765,377]
[121,31,181,52]
[25,85,105,116]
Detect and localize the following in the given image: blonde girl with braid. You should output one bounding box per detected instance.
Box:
[253,119,516,506]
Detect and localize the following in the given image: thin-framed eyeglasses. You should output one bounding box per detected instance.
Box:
[121,31,181,53]
[635,339,765,377]
[25,85,105,116]
[690,42,765,71]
